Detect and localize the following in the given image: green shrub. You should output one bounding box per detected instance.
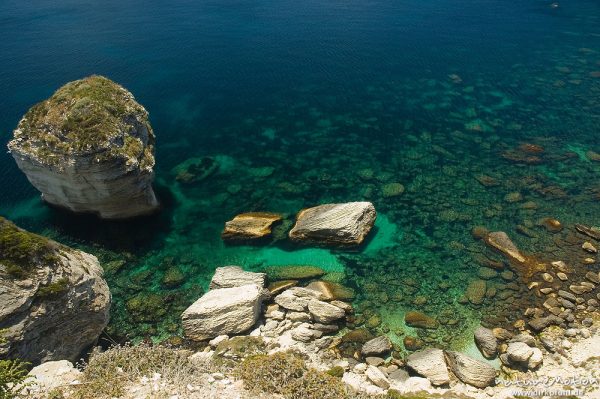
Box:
[0,330,31,399]
[213,336,267,367]
[326,365,345,378]
[35,278,69,299]
[72,343,201,399]
[0,359,30,399]
[0,217,60,279]
[236,352,348,399]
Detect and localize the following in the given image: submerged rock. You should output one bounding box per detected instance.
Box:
[0,217,110,364]
[221,212,283,241]
[381,182,405,198]
[288,202,377,247]
[267,280,298,295]
[172,156,218,184]
[161,266,185,288]
[527,315,563,332]
[466,280,487,305]
[404,311,439,329]
[342,328,375,344]
[485,231,526,263]
[182,284,262,340]
[305,280,356,301]
[403,335,424,351]
[575,224,600,241]
[361,336,392,357]
[8,75,159,219]
[484,231,546,278]
[264,265,325,280]
[209,266,266,290]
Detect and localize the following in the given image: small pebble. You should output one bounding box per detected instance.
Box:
[564,328,578,337]
[353,363,367,374]
[581,328,591,338]
[582,242,598,253]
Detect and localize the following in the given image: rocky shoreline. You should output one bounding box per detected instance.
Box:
[23,251,600,398]
[2,199,598,398]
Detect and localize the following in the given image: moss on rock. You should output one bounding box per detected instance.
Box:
[0,216,61,279]
[35,278,69,299]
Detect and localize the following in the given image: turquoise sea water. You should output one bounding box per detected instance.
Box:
[1,0,599,350]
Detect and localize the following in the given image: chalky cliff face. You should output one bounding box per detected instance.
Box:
[8,75,159,219]
[0,217,110,365]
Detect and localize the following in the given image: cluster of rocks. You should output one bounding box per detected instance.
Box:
[182,267,267,340]
[339,342,498,396]
[221,201,377,247]
[180,266,506,397]
[182,266,351,348]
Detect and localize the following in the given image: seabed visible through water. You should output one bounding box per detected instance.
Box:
[0,0,599,362]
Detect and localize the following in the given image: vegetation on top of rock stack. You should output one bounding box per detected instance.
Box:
[9,75,155,170]
[0,217,60,279]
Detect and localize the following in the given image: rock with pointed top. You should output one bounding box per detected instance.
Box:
[485,231,526,263]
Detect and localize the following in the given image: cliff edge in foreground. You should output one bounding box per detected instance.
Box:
[8,75,159,219]
[0,217,110,364]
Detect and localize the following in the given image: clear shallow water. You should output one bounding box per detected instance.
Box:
[1,0,599,349]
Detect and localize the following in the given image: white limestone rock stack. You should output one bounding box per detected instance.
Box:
[0,217,111,365]
[8,75,159,219]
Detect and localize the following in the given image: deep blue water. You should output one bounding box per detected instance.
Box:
[1,0,599,346]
